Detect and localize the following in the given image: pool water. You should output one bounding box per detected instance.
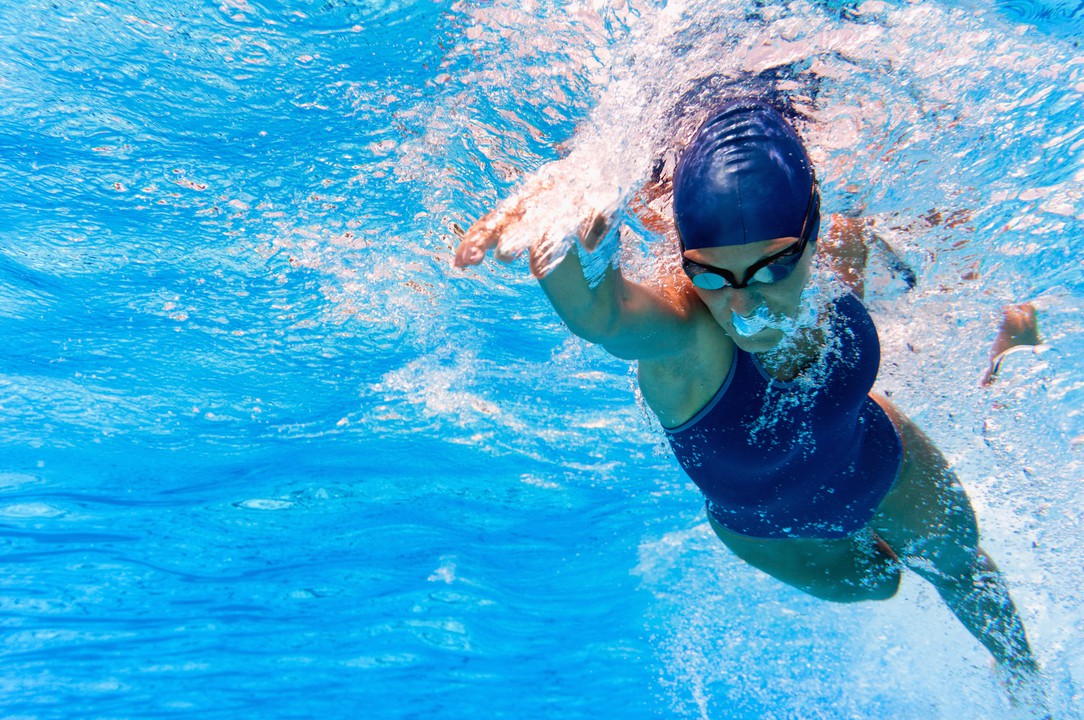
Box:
[1,0,1082,717]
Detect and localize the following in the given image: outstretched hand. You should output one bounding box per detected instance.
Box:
[454,190,611,279]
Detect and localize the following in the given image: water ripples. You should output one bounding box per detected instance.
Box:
[2,0,1083,716]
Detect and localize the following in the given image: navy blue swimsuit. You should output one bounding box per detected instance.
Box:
[664,293,902,539]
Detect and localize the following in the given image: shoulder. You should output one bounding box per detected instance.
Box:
[637,295,736,429]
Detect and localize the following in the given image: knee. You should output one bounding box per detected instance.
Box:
[906,546,996,598]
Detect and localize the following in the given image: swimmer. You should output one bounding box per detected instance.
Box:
[455,98,1046,712]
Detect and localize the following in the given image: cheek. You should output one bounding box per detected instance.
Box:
[766,260,814,313]
[691,290,741,333]
[693,289,728,320]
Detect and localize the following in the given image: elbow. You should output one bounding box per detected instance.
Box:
[563,317,612,347]
[559,305,620,347]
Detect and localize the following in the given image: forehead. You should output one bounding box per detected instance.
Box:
[683,237,799,266]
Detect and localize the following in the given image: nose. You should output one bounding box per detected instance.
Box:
[725,287,760,318]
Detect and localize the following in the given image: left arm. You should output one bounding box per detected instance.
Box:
[820,215,869,299]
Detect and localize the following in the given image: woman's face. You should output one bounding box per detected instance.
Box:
[683,237,815,353]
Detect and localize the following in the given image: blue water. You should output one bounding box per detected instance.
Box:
[1,0,1082,717]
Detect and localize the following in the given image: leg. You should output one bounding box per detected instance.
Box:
[708,514,901,603]
[870,396,1044,706]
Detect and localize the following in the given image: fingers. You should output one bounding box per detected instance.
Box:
[454,234,492,267]
[493,234,526,264]
[455,191,613,275]
[528,207,614,277]
[453,212,500,267]
[528,239,549,279]
[454,201,525,268]
[528,232,564,279]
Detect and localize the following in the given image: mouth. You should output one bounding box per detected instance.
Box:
[730,307,795,338]
[728,284,823,340]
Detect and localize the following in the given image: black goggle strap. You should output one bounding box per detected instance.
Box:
[798,178,820,245]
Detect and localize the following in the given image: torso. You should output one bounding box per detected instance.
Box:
[640,290,903,539]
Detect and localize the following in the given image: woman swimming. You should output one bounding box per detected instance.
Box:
[455,97,1045,710]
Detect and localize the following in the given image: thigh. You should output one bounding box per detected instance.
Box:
[708,514,900,603]
[869,396,981,580]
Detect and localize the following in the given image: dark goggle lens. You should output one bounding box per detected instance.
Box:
[689,271,728,290]
[752,256,800,284]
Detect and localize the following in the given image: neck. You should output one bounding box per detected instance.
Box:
[755,321,825,382]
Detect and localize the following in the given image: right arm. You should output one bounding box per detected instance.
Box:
[456,197,732,427]
[538,247,697,362]
[456,202,698,363]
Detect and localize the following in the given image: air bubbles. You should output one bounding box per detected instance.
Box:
[427,557,457,584]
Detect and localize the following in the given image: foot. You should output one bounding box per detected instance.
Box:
[997,660,1052,719]
[982,303,1042,386]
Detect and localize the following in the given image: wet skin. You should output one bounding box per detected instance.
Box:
[681,241,1040,688]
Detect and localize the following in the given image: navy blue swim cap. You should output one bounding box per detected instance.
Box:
[673,99,817,249]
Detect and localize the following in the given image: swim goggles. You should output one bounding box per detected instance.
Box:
[681,180,820,291]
